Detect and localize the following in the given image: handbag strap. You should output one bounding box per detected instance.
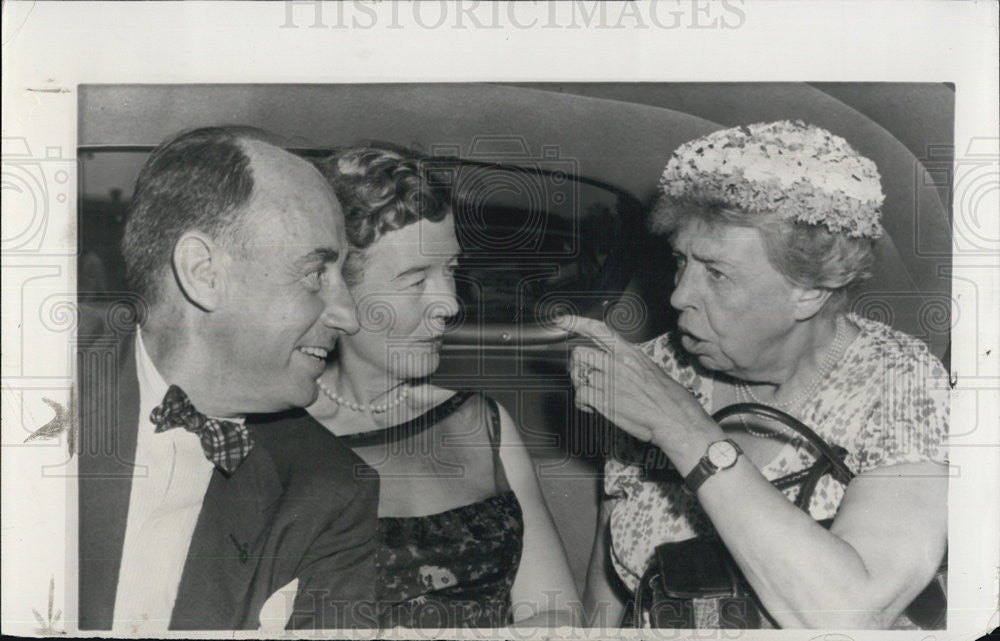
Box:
[630,403,945,630]
[712,403,856,486]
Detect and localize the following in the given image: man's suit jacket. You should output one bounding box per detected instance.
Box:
[77,328,379,630]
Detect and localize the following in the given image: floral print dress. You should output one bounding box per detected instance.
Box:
[605,314,949,624]
[340,391,523,628]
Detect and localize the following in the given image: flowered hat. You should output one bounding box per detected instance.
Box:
[658,120,885,239]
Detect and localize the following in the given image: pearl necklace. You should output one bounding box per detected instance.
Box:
[739,315,846,413]
[736,315,847,438]
[734,381,782,438]
[317,378,409,415]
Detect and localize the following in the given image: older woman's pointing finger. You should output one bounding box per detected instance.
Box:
[555,314,725,472]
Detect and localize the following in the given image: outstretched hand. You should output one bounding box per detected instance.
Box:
[554,314,722,469]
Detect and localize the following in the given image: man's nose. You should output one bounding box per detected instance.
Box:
[321,279,360,334]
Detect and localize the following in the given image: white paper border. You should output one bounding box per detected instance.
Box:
[2,1,997,639]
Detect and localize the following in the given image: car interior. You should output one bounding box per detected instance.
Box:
[77,82,953,591]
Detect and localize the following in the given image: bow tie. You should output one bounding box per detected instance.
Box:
[150,384,254,475]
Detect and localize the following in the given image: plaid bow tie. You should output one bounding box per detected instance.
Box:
[150,384,254,475]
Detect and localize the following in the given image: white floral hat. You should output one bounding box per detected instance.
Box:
[658,120,885,239]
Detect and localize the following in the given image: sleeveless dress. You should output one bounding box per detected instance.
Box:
[339,391,524,628]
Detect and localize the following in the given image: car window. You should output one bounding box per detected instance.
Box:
[442,162,639,329]
[78,150,145,296]
[78,151,640,341]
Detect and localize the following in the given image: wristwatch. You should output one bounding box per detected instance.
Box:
[684,438,743,493]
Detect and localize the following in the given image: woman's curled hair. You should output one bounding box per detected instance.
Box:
[314,146,451,250]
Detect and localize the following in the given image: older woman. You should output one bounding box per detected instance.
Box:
[562,121,948,629]
[307,146,579,628]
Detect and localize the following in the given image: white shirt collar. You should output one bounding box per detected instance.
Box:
[135,326,170,426]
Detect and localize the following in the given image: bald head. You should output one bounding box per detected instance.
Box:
[237,139,341,239]
[122,126,329,307]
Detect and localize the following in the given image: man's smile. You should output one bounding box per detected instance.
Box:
[296,346,330,363]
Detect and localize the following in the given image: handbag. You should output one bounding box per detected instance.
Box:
[627,402,947,630]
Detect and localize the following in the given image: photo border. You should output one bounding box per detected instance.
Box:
[2,2,997,639]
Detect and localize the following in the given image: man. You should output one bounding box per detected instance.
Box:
[77,126,376,630]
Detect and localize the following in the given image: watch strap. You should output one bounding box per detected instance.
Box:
[684,438,742,493]
[683,458,716,494]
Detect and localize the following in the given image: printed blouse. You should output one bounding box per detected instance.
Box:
[604,314,949,591]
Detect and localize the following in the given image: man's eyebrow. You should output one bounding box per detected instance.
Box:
[297,248,341,267]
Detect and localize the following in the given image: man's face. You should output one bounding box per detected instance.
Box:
[210,144,359,413]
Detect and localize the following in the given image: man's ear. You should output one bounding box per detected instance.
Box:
[172,232,228,312]
[792,286,832,321]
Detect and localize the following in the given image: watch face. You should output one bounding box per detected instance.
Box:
[707,440,739,469]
